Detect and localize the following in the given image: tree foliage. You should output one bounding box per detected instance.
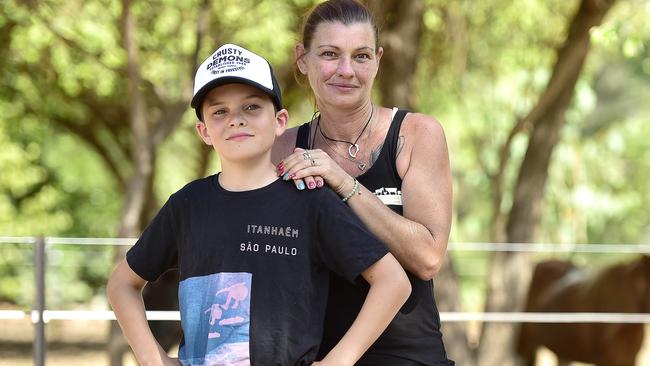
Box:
[1,0,649,362]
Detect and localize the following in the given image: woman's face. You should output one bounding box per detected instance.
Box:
[297,21,383,110]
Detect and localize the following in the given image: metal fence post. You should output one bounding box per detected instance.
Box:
[33,236,46,366]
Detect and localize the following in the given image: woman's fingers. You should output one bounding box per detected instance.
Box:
[293,178,306,190]
[303,176,317,190]
[314,176,324,188]
[278,148,327,190]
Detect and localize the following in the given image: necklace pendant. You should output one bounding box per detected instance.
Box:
[358,162,366,171]
[348,144,360,158]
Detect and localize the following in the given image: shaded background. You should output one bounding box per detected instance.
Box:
[1,0,649,365]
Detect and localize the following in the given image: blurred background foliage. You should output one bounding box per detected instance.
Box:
[0,0,649,314]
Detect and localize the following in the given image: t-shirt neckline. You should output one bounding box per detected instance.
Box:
[211,173,283,198]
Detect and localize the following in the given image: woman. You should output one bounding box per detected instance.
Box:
[272,0,454,365]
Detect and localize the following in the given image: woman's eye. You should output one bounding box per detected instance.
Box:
[355,53,371,61]
[321,51,336,58]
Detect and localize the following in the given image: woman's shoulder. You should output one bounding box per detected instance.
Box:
[271,126,300,164]
[400,111,446,140]
[392,110,449,176]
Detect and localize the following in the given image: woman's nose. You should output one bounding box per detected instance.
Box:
[336,57,354,78]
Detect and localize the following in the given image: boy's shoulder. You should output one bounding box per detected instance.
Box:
[296,184,346,213]
[168,175,216,203]
[167,176,342,211]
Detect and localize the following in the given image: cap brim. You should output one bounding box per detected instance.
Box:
[191,76,277,110]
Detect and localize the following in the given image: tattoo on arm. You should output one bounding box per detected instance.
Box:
[370,136,405,165]
[396,136,405,158]
[370,143,384,165]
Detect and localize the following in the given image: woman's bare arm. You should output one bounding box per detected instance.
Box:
[279,114,452,280]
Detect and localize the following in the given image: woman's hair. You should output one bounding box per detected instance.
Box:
[300,0,379,51]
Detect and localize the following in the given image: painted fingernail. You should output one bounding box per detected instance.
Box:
[277,166,284,176]
[289,173,296,179]
[297,181,305,190]
[316,180,324,188]
[308,182,316,189]
[282,173,290,181]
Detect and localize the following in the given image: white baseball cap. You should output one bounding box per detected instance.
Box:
[191,43,283,120]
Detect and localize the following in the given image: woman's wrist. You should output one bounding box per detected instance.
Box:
[333,174,353,196]
[341,179,359,203]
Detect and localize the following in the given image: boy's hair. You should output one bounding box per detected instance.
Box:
[191,43,283,121]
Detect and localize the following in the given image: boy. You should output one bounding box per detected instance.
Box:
[107,43,410,366]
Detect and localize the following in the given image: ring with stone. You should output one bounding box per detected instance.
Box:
[310,159,316,167]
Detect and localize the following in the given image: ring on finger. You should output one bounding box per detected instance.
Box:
[302,151,311,160]
[310,159,316,167]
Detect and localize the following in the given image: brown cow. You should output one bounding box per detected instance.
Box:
[517,254,650,366]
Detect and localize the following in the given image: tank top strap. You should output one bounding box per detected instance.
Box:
[385,109,409,178]
[295,122,311,149]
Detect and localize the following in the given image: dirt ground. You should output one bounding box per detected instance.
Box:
[0,318,648,365]
[0,318,140,366]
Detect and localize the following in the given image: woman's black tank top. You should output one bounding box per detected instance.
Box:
[296,110,454,365]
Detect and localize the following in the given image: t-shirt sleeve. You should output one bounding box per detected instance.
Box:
[315,189,389,283]
[126,196,179,282]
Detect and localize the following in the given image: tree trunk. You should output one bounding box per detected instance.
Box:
[372,1,472,362]
[107,1,155,365]
[436,256,476,366]
[478,1,618,365]
[371,0,424,109]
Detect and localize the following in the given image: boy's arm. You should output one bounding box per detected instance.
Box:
[107,259,178,366]
[316,253,411,366]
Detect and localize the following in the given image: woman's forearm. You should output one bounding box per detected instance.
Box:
[343,179,446,280]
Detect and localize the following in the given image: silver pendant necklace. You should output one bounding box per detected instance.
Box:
[318,105,374,159]
[314,116,368,171]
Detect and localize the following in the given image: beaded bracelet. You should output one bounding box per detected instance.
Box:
[341,179,359,203]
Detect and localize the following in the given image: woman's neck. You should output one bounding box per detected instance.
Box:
[317,101,374,140]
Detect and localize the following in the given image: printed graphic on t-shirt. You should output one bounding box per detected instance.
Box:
[374,187,402,206]
[178,272,251,366]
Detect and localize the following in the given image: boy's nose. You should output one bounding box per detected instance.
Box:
[228,112,247,127]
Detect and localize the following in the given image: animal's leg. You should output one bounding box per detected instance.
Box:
[515,323,538,366]
[514,353,536,366]
[556,358,570,366]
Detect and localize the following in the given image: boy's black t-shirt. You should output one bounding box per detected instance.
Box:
[126,175,388,366]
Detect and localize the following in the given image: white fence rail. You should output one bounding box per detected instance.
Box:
[3,310,650,324]
[1,236,649,366]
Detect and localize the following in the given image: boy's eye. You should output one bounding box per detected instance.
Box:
[245,104,261,111]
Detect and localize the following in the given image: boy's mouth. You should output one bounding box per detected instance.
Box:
[227,132,254,141]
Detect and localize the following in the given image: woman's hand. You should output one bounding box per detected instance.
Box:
[277,147,350,195]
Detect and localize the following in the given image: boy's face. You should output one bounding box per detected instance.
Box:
[195,83,287,163]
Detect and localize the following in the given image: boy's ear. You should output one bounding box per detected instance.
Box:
[275,109,289,137]
[295,44,307,75]
[195,121,213,145]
